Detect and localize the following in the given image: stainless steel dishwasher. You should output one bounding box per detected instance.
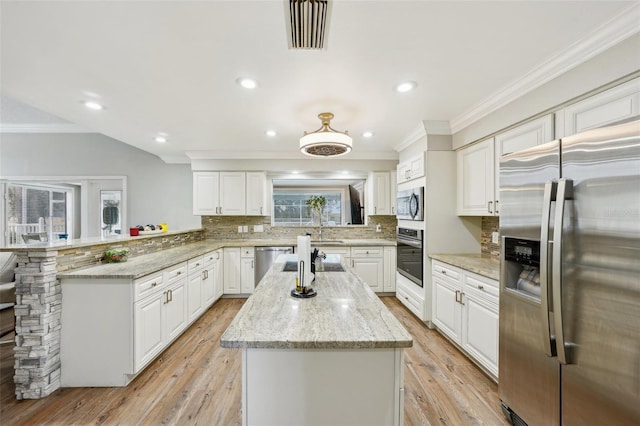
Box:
[254,246,294,286]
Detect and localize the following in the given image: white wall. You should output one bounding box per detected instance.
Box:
[0,133,201,231]
[453,33,640,149]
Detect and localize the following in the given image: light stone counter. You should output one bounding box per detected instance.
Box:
[429,253,500,281]
[220,254,412,350]
[58,238,395,280]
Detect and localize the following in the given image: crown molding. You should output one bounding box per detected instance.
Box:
[423,120,451,135]
[394,122,427,152]
[0,122,95,133]
[158,155,191,164]
[450,2,640,134]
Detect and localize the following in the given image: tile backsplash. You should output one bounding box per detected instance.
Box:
[481,216,500,258]
[201,215,398,241]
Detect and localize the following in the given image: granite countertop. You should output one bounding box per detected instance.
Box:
[429,253,500,281]
[220,254,413,350]
[58,238,396,280]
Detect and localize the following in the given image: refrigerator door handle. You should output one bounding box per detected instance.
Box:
[552,178,574,364]
[540,180,557,357]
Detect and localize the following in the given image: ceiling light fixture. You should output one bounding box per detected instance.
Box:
[300,112,352,157]
[395,81,417,93]
[84,101,104,110]
[155,135,167,143]
[237,77,258,89]
[362,131,374,138]
[265,130,277,137]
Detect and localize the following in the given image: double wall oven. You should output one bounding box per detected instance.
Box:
[396,227,423,287]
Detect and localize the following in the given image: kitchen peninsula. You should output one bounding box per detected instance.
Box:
[221,254,412,426]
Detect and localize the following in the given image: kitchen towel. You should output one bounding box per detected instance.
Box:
[297,235,313,288]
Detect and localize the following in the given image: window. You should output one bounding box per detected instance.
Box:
[273,190,344,226]
[5,183,72,244]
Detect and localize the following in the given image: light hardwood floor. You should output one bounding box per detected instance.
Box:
[0,297,508,425]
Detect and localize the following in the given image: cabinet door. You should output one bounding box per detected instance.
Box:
[494,115,553,215]
[368,172,391,215]
[351,257,384,292]
[461,292,499,377]
[409,154,425,180]
[389,171,397,216]
[246,172,267,216]
[557,78,639,138]
[134,293,164,372]
[165,279,188,341]
[457,138,495,216]
[383,246,396,292]
[187,271,203,323]
[223,248,241,294]
[432,277,462,343]
[219,172,246,215]
[240,257,255,294]
[193,172,220,215]
[202,267,215,307]
[213,251,224,300]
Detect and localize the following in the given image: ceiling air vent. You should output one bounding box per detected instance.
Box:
[286,0,331,50]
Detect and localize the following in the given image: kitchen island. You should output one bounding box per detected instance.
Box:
[220,254,412,426]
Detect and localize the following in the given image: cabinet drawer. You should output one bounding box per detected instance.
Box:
[396,285,423,318]
[134,272,165,300]
[315,247,350,256]
[241,247,255,258]
[464,274,499,302]
[203,250,221,266]
[188,256,205,273]
[350,247,383,257]
[165,262,187,283]
[432,261,461,282]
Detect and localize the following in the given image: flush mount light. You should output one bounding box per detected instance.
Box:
[83,101,104,110]
[236,77,258,89]
[265,130,277,137]
[300,112,352,157]
[155,135,167,143]
[362,131,374,138]
[394,81,418,93]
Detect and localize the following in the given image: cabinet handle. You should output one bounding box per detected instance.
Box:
[391,206,395,214]
[455,290,461,303]
[260,206,263,215]
[176,271,182,275]
[168,289,173,302]
[220,207,223,214]
[251,260,254,269]
[495,200,500,214]
[374,207,377,214]
[477,284,484,290]
[163,291,169,304]
[196,263,200,267]
[488,201,493,214]
[151,282,157,287]
[460,292,465,305]
[216,252,220,260]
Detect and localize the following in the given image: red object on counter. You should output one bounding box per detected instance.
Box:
[129,227,139,236]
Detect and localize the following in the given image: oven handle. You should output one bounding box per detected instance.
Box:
[397,236,422,249]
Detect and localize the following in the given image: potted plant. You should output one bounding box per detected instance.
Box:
[104,248,130,263]
[306,195,326,226]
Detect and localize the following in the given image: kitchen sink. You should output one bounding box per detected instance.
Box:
[282,261,345,272]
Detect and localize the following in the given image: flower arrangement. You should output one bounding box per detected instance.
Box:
[306,195,326,226]
[104,248,130,263]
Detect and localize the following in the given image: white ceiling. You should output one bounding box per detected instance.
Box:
[1,1,638,163]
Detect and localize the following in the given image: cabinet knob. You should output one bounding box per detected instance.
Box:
[478,284,484,290]
[151,282,157,287]
[442,270,447,275]
[176,271,182,275]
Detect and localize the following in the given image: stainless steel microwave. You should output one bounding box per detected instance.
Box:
[396,187,424,220]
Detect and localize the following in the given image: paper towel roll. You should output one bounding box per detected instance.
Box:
[297,235,313,287]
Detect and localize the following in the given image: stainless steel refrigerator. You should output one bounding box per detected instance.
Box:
[498,119,640,426]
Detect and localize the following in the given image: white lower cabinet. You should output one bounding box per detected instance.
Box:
[203,249,223,305]
[224,247,255,294]
[383,246,396,292]
[187,257,204,323]
[349,247,384,292]
[396,272,425,320]
[432,260,499,379]
[240,247,255,294]
[134,263,188,373]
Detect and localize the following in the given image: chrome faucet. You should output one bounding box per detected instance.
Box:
[318,225,323,240]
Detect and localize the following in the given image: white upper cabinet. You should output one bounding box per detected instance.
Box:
[457,138,495,216]
[366,172,393,215]
[193,171,266,216]
[193,172,220,215]
[556,77,640,138]
[246,172,267,216]
[397,154,424,183]
[458,114,553,216]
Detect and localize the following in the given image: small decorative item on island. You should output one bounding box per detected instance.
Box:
[291,259,317,298]
[104,248,130,263]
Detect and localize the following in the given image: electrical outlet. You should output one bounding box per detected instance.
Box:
[492,231,499,244]
[376,224,382,232]
[254,224,264,233]
[243,225,249,233]
[238,225,243,233]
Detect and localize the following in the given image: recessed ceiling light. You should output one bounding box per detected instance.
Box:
[362,131,374,138]
[155,135,167,143]
[84,101,104,110]
[394,81,417,93]
[237,77,258,89]
[265,130,277,137]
